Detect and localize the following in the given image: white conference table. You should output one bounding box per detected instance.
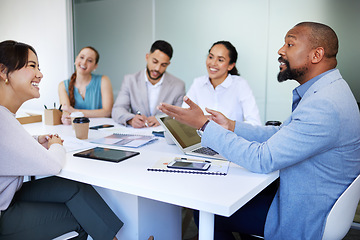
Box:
[23,118,279,240]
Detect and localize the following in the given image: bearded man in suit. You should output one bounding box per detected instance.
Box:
[158,22,360,239]
[112,40,185,128]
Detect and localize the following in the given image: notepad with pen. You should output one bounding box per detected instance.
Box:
[91,133,158,148]
[147,157,230,175]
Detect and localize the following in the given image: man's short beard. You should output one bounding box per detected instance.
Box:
[277,60,307,82]
[146,66,164,81]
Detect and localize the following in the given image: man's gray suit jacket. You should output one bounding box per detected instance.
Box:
[112,69,185,125]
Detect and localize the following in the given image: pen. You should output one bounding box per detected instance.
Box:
[176,157,211,163]
[54,102,56,109]
[44,105,47,109]
[58,104,62,112]
[136,110,149,127]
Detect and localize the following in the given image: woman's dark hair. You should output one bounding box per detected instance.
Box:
[209,41,239,76]
[0,40,37,77]
[68,46,100,107]
[150,40,173,59]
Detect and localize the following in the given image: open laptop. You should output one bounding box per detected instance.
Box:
[156,114,226,160]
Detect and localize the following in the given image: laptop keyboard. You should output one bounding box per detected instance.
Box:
[193,147,219,156]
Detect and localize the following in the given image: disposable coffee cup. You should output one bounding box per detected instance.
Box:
[70,112,84,129]
[73,117,90,140]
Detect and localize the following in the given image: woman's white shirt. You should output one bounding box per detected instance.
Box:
[183,74,261,125]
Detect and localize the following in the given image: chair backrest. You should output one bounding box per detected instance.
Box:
[322,174,360,240]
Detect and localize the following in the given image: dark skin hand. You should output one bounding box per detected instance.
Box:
[158,96,208,129]
[206,108,236,132]
[158,96,236,132]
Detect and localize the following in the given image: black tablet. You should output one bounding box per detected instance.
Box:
[73,147,139,163]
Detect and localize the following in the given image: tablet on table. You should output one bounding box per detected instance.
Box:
[73,147,139,163]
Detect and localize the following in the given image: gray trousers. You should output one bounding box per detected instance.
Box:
[0,176,123,240]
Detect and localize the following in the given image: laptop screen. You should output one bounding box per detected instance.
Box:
[159,116,201,148]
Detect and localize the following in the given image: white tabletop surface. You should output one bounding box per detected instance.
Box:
[23,118,278,217]
[23,117,279,239]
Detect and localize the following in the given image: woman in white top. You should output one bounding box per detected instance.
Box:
[0,40,122,240]
[183,41,261,125]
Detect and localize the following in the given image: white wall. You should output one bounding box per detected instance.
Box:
[1,0,72,113]
[265,0,360,121]
[3,0,359,122]
[73,0,360,124]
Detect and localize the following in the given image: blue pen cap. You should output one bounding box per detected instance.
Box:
[73,117,90,124]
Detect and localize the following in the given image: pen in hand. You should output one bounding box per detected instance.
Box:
[136,110,149,127]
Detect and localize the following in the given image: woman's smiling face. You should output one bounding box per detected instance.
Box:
[206,44,235,82]
[75,47,98,74]
[7,49,43,102]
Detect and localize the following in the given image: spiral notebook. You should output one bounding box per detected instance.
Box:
[91,133,158,148]
[147,158,230,175]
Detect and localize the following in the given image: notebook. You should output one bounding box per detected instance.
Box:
[147,157,229,175]
[156,114,226,160]
[91,133,158,148]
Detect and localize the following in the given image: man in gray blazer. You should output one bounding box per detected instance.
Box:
[158,22,360,239]
[112,40,185,128]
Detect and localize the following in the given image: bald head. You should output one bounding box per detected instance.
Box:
[295,22,338,59]
[277,22,339,84]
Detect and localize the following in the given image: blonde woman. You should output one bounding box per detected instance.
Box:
[58,46,113,124]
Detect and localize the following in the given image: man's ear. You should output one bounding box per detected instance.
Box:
[312,47,325,64]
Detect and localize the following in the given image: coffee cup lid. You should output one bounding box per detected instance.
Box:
[73,117,90,124]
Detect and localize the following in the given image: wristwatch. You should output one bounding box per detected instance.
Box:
[196,120,210,137]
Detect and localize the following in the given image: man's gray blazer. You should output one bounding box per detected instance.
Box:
[112,69,185,125]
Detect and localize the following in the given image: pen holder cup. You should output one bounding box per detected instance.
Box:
[44,109,62,125]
